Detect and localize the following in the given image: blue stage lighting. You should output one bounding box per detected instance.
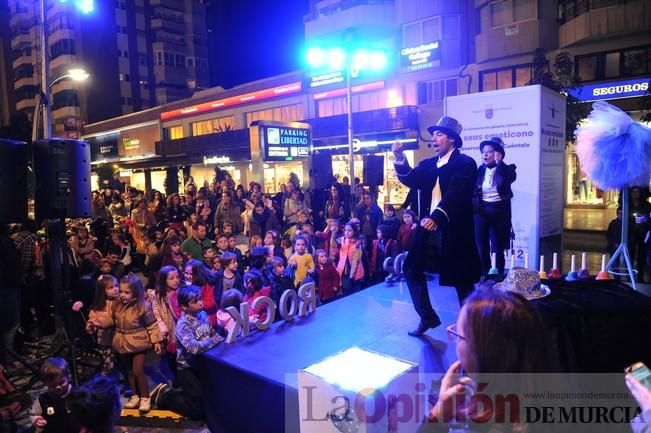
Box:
[327,47,346,71]
[60,0,94,14]
[306,46,325,69]
[352,49,369,70]
[369,50,388,71]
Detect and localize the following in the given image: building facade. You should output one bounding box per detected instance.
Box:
[6,0,210,136]
[82,0,651,209]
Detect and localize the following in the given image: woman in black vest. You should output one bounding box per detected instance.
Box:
[473,137,517,276]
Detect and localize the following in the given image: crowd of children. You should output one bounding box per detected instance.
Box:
[5,173,426,430]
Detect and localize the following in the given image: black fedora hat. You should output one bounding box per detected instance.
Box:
[479,137,506,158]
[427,116,463,147]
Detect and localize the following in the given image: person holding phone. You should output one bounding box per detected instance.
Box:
[392,117,481,336]
[626,362,651,432]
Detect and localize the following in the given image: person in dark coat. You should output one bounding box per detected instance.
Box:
[473,137,517,276]
[392,116,481,336]
[249,201,282,238]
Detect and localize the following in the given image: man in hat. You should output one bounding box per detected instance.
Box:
[474,137,517,276]
[392,116,481,336]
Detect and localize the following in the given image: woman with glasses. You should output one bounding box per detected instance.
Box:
[422,288,557,432]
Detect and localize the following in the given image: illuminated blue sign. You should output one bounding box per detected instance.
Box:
[400,41,441,72]
[567,77,649,102]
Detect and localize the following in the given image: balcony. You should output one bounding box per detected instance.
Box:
[14,76,34,89]
[305,0,396,39]
[151,17,185,34]
[11,33,32,50]
[49,28,76,45]
[559,0,651,47]
[49,54,77,71]
[52,106,80,120]
[156,128,251,159]
[16,98,35,112]
[13,54,33,71]
[150,0,185,12]
[9,9,31,28]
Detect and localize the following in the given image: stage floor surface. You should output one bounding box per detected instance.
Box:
[204,277,460,390]
[201,277,461,433]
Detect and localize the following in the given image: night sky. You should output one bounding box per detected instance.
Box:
[208,0,309,88]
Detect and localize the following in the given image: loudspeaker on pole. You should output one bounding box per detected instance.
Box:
[0,139,27,223]
[311,153,333,189]
[33,138,91,220]
[363,154,384,186]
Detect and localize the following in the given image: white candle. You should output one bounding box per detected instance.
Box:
[570,255,576,272]
[539,255,545,272]
[510,253,515,269]
[581,252,587,270]
[601,254,607,272]
[524,253,529,269]
[552,252,558,269]
[491,252,496,269]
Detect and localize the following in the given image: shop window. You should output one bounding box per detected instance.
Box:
[191,116,234,136]
[418,78,458,104]
[482,73,497,92]
[623,47,649,76]
[480,64,538,91]
[166,125,183,140]
[442,15,460,40]
[515,66,532,87]
[605,52,620,78]
[245,104,304,126]
[316,90,386,117]
[577,55,598,81]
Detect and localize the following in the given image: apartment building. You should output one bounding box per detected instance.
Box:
[6,0,210,136]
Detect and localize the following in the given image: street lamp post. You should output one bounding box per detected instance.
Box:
[305,44,387,216]
[32,69,89,142]
[38,0,94,139]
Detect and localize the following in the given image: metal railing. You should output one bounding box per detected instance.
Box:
[558,0,622,24]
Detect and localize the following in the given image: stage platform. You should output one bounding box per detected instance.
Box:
[199,278,460,433]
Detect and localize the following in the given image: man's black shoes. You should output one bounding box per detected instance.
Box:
[408,317,442,336]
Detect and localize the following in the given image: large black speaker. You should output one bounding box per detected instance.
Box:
[33,139,91,220]
[0,139,27,223]
[311,153,333,189]
[364,155,384,186]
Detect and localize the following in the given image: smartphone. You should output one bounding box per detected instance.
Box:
[626,362,651,390]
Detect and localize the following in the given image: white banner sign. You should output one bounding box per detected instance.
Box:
[446,85,565,267]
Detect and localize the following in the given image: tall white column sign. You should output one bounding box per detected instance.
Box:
[445,85,565,267]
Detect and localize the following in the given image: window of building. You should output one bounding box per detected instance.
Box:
[175,54,185,67]
[605,52,620,78]
[480,64,538,91]
[50,38,75,59]
[559,0,618,23]
[575,46,651,82]
[417,78,458,104]
[245,104,305,126]
[187,58,194,67]
[577,55,598,81]
[139,54,147,66]
[52,89,79,110]
[490,0,536,27]
[170,125,184,139]
[402,14,459,47]
[316,90,386,118]
[191,116,235,136]
[156,51,163,65]
[164,52,174,66]
[15,85,35,101]
[623,47,650,76]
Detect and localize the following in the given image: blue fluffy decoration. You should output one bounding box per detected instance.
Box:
[574,101,651,189]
